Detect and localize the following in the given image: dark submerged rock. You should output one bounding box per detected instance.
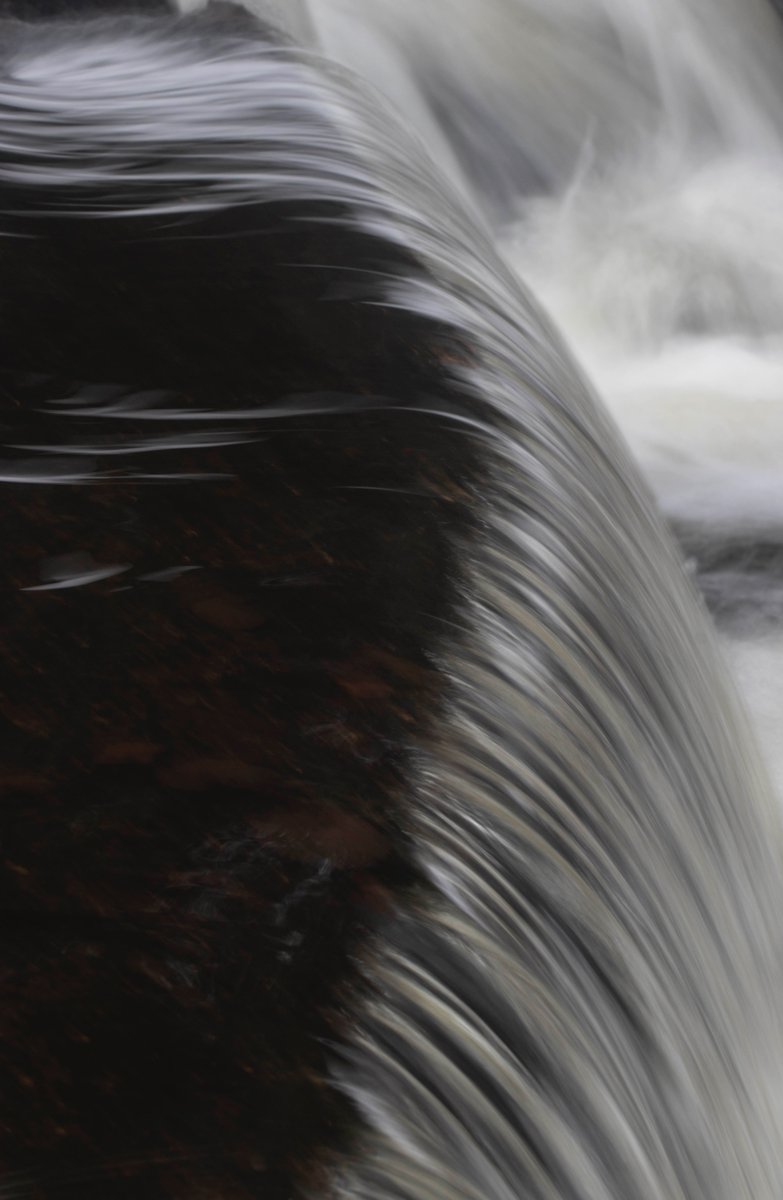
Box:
[0,7,479,1197]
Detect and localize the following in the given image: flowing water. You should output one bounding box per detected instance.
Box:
[1,3,782,1197]
[296,1,783,1196]
[305,0,783,803]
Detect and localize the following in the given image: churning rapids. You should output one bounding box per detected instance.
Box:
[1,1,782,1198]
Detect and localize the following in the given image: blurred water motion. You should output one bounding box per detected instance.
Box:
[0,2,781,1198]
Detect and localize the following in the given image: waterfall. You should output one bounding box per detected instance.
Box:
[0,2,781,1198]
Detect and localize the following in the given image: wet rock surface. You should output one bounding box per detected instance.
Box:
[0,66,479,1197]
